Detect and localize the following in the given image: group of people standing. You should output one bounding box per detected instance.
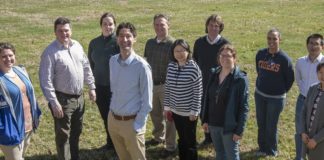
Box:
[0,11,323,160]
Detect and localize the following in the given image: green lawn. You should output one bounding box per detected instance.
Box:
[1,0,324,159]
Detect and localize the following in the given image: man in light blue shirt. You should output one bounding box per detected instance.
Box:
[295,33,324,160]
[108,22,153,160]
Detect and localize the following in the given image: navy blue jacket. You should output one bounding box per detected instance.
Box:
[202,66,249,136]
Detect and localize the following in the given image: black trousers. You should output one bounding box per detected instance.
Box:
[200,94,212,142]
[173,113,198,160]
[95,85,113,146]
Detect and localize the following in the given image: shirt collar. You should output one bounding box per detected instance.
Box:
[206,35,221,45]
[307,53,323,63]
[155,35,170,44]
[55,39,74,49]
[117,51,135,66]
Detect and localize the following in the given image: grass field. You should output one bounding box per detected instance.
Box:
[1,0,324,159]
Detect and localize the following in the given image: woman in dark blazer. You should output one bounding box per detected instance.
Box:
[302,62,324,160]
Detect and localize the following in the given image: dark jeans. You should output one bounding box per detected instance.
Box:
[50,92,85,160]
[255,92,285,156]
[173,113,198,160]
[95,85,113,146]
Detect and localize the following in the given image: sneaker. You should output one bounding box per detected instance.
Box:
[146,139,163,146]
[255,151,267,156]
[267,151,278,157]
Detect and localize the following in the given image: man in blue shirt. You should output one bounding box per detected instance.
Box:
[108,22,153,160]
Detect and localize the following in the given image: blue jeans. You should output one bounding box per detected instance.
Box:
[255,92,285,156]
[209,126,240,160]
[295,94,305,160]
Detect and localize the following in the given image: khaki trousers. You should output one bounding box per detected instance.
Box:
[108,112,146,160]
[150,84,177,150]
[0,131,32,160]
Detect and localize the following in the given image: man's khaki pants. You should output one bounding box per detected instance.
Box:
[108,111,146,160]
[150,84,176,151]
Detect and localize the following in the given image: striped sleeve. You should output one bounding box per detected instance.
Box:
[190,62,203,116]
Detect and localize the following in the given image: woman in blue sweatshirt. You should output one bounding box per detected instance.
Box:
[0,42,41,160]
[255,28,294,156]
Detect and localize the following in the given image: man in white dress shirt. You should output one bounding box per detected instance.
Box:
[295,33,324,160]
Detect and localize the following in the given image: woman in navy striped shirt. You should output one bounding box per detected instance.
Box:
[164,39,203,160]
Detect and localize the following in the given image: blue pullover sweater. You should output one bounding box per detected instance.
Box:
[255,48,294,96]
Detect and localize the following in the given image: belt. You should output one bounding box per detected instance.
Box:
[153,81,165,85]
[55,91,81,99]
[112,112,136,121]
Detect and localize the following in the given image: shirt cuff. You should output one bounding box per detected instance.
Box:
[133,120,145,134]
[50,99,60,108]
[190,110,199,116]
[164,106,171,111]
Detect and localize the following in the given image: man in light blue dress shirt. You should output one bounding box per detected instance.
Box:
[108,22,153,160]
[295,33,324,160]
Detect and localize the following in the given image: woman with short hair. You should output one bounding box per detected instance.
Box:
[202,44,249,160]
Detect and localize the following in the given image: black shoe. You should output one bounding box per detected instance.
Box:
[160,149,176,158]
[97,144,115,151]
[146,139,162,146]
[106,143,115,151]
[109,150,119,160]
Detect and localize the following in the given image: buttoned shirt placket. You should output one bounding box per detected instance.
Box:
[67,47,81,95]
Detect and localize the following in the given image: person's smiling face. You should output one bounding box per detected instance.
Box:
[0,49,15,73]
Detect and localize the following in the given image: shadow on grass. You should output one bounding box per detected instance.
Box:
[1,146,262,160]
[146,143,215,160]
[0,147,118,160]
[240,149,266,160]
